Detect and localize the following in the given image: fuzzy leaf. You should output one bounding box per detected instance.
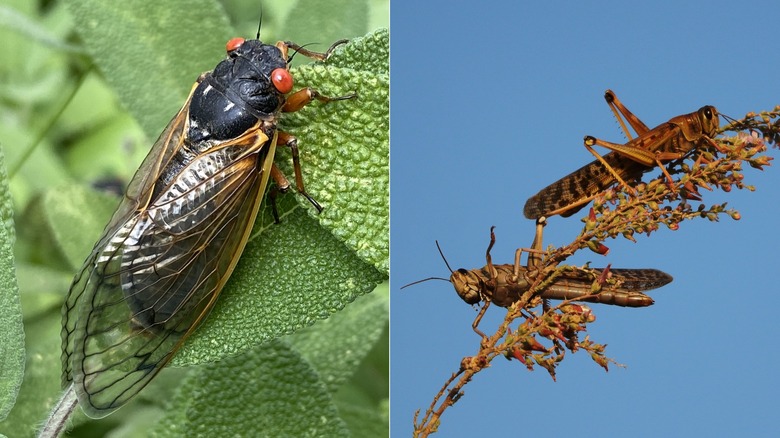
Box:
[0,148,13,241]
[42,186,118,270]
[0,5,84,54]
[64,0,233,140]
[335,400,389,438]
[0,298,59,437]
[0,220,24,422]
[172,197,385,365]
[0,147,23,422]
[150,340,348,437]
[279,28,390,273]
[285,0,369,45]
[287,281,389,392]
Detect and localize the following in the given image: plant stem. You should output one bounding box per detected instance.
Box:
[37,384,78,438]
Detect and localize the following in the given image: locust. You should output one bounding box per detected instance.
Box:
[449,220,673,312]
[404,219,673,329]
[60,32,354,418]
[524,90,720,219]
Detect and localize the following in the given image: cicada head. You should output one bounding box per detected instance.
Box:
[222,38,292,111]
[187,38,292,144]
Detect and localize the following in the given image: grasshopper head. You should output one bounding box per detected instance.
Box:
[450,269,484,305]
[697,105,720,138]
[673,105,719,141]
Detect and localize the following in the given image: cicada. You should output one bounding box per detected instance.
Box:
[60,34,354,418]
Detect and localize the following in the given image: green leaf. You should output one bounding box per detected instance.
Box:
[280,28,390,273]
[2,125,71,216]
[14,263,70,320]
[172,200,385,365]
[0,2,73,107]
[334,399,389,438]
[64,0,234,140]
[332,320,389,436]
[290,283,389,437]
[150,340,348,437]
[42,186,118,270]
[0,145,14,241]
[63,112,149,184]
[287,281,389,393]
[0,5,84,54]
[0,218,24,421]
[0,304,59,438]
[325,26,389,75]
[284,0,369,45]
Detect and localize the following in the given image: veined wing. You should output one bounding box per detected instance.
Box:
[523,151,646,219]
[60,101,193,387]
[61,125,275,417]
[599,268,674,292]
[102,85,198,232]
[540,267,673,307]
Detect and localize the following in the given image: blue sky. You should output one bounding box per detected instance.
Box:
[390,1,780,436]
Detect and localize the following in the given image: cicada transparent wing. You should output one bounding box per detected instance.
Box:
[60,94,194,389]
[61,103,276,417]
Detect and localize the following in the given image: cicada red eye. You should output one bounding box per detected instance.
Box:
[226,37,245,53]
[271,68,293,94]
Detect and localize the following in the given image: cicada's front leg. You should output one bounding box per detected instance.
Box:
[268,88,356,222]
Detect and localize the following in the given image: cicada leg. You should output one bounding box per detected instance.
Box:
[267,131,323,223]
[282,87,357,113]
[278,39,349,62]
[268,87,356,222]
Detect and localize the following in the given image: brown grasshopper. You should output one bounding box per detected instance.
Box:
[405,219,673,321]
[450,220,673,312]
[524,90,720,219]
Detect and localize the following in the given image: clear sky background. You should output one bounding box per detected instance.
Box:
[390,1,780,436]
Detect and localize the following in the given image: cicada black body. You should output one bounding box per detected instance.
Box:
[60,35,353,418]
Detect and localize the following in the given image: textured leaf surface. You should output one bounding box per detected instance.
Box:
[0,217,24,422]
[151,340,348,437]
[287,281,389,392]
[280,28,390,273]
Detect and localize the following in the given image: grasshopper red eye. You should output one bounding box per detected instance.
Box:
[271,68,293,94]
[225,37,245,53]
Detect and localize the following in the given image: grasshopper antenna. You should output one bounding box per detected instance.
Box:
[400,240,455,289]
[718,112,741,132]
[400,276,449,289]
[435,240,455,274]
